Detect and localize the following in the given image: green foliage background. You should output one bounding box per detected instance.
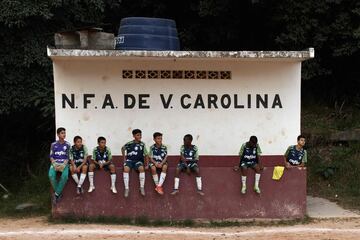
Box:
[0,0,359,207]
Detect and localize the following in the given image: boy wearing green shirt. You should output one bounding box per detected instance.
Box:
[284,135,307,168]
[235,136,262,194]
[88,137,117,194]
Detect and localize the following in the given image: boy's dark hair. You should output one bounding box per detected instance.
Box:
[183,134,193,141]
[153,132,162,138]
[57,127,66,134]
[297,135,306,141]
[97,136,106,143]
[73,136,82,142]
[249,136,258,144]
[132,129,142,135]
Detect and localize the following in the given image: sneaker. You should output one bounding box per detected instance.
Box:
[155,186,164,195]
[241,186,246,194]
[254,186,261,194]
[88,185,95,193]
[140,187,145,196]
[76,187,81,195]
[55,193,62,203]
[52,193,57,206]
[197,190,205,196]
[111,186,117,194]
[170,189,179,195]
[124,189,129,198]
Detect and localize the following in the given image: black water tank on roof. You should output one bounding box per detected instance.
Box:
[115,17,180,51]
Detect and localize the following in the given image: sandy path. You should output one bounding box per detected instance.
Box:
[1,217,360,240]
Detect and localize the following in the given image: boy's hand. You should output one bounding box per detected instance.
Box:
[285,162,292,169]
[233,166,239,171]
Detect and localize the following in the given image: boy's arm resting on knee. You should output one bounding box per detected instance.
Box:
[161,155,168,166]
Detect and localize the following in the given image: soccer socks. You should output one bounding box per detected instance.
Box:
[241,176,247,194]
[88,172,94,187]
[71,174,79,184]
[152,174,159,185]
[241,176,247,186]
[139,172,145,188]
[111,174,116,188]
[78,173,86,187]
[174,177,180,190]
[255,173,261,188]
[196,177,202,191]
[158,172,166,187]
[123,172,129,189]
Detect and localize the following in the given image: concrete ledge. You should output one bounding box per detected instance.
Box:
[52,156,306,220]
[47,47,314,61]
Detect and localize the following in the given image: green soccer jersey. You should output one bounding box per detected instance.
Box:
[284,145,307,165]
[122,140,148,162]
[180,145,199,161]
[92,146,112,162]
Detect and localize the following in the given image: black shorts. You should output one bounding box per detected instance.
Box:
[149,161,168,168]
[95,161,113,171]
[177,161,198,172]
[240,160,258,169]
[73,161,88,168]
[124,160,144,171]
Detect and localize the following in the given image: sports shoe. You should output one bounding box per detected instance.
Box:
[241,186,246,194]
[254,186,261,194]
[111,186,117,194]
[170,189,179,195]
[52,193,57,206]
[140,187,145,196]
[155,186,164,195]
[54,193,62,204]
[124,188,129,198]
[88,185,95,193]
[197,190,205,196]
[76,187,81,195]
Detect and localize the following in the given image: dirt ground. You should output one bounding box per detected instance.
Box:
[1,217,360,240]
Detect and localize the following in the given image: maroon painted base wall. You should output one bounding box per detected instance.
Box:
[52,156,306,220]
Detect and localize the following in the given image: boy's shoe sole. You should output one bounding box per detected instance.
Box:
[241,187,246,194]
[111,187,117,194]
[124,189,129,198]
[88,186,95,193]
[170,189,179,195]
[254,187,261,194]
[197,190,205,196]
[155,186,164,195]
[140,187,145,196]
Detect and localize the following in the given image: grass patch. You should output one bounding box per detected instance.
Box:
[0,173,51,217]
[209,216,312,227]
[303,106,360,211]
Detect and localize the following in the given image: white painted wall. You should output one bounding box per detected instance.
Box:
[52,58,301,155]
